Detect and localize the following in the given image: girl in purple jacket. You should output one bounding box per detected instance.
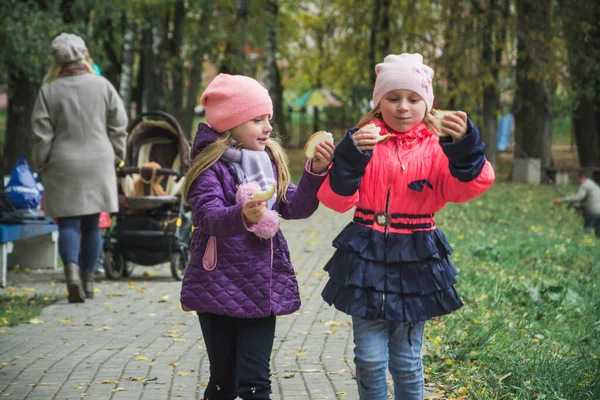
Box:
[180,74,334,400]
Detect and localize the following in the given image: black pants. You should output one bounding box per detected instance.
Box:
[583,213,600,238]
[198,313,276,400]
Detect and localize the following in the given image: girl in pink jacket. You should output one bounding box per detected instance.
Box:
[318,53,495,399]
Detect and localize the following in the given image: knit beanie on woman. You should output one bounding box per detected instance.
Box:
[201,74,273,133]
[372,53,435,112]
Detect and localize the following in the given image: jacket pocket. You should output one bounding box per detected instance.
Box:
[408,179,433,192]
[202,236,217,271]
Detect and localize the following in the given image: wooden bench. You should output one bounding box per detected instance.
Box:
[0,221,59,288]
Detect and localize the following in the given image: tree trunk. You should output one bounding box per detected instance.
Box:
[572,98,599,168]
[169,0,186,123]
[480,0,508,168]
[141,4,166,112]
[513,0,553,183]
[133,37,145,118]
[369,0,381,85]
[179,0,217,140]
[220,0,248,75]
[181,55,203,140]
[482,84,498,167]
[559,0,600,177]
[2,71,39,175]
[101,18,122,88]
[263,0,288,143]
[377,0,391,58]
[119,14,136,118]
[441,0,461,110]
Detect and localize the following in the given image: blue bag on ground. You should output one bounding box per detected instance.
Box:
[5,158,42,212]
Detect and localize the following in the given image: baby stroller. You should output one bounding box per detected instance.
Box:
[102,111,192,281]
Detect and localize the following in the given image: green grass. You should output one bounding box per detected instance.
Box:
[0,293,59,327]
[425,181,599,399]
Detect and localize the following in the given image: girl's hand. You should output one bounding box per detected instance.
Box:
[243,198,266,224]
[352,125,381,151]
[311,140,335,174]
[441,111,468,141]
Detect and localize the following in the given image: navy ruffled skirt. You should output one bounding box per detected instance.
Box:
[321,222,463,322]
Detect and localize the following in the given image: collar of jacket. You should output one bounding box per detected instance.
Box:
[371,119,432,148]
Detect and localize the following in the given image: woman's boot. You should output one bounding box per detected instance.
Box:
[64,262,85,303]
[81,269,94,299]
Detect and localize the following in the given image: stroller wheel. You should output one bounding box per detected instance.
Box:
[123,261,135,278]
[170,249,189,281]
[103,250,126,280]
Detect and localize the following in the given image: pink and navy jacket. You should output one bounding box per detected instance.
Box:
[318,118,495,322]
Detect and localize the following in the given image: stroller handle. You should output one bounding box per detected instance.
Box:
[118,166,183,178]
[128,111,184,136]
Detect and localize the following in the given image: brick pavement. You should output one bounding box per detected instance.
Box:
[0,206,442,399]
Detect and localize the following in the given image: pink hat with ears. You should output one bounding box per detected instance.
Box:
[372,53,435,112]
[201,73,273,133]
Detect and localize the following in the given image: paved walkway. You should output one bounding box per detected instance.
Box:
[0,206,442,399]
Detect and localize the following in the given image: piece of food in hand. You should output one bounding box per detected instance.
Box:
[304,131,334,158]
[363,123,391,142]
[433,110,455,137]
[251,183,277,201]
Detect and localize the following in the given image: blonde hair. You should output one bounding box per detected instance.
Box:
[357,105,440,135]
[43,52,96,83]
[182,131,291,205]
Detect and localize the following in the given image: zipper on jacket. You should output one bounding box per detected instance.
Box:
[397,140,406,171]
[270,238,274,313]
[380,188,391,319]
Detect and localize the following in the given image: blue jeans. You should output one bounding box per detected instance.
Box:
[352,316,425,400]
[57,214,101,272]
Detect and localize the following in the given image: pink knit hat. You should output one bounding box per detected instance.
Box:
[372,53,434,112]
[201,74,273,133]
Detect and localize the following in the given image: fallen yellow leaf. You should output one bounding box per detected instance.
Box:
[95,326,112,332]
[292,349,307,357]
[135,356,148,361]
[322,320,345,326]
[159,294,170,302]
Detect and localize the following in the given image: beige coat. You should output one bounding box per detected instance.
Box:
[31,74,128,218]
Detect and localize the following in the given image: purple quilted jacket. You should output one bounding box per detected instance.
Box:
[180,123,326,318]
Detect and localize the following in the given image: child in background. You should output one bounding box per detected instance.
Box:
[554,171,600,238]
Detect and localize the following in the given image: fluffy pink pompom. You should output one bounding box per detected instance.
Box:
[236,181,262,203]
[254,210,280,239]
[236,182,280,239]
